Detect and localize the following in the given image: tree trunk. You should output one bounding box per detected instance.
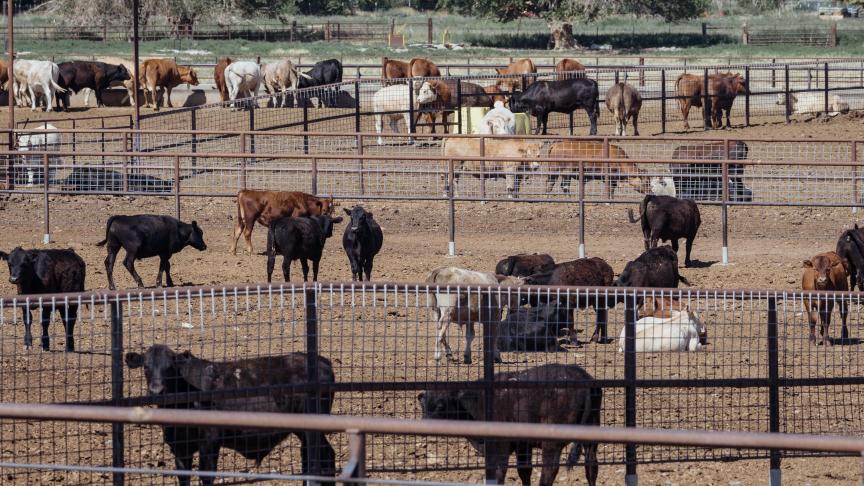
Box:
[548,21,579,50]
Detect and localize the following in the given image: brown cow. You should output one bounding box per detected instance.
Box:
[675,72,746,129]
[545,141,649,197]
[0,59,8,95]
[802,252,849,345]
[231,190,336,255]
[409,58,440,78]
[382,57,409,85]
[214,57,232,102]
[483,84,508,104]
[418,79,492,134]
[555,58,585,80]
[140,58,200,110]
[495,58,536,94]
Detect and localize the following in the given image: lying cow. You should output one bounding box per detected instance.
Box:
[628,195,701,267]
[140,59,199,110]
[802,252,849,345]
[497,304,571,352]
[0,247,85,351]
[373,82,438,145]
[425,266,523,364]
[544,140,650,197]
[266,214,343,283]
[231,190,336,255]
[836,225,864,290]
[495,253,555,277]
[478,100,516,135]
[618,307,705,352]
[97,215,207,290]
[125,345,337,486]
[777,92,850,117]
[670,141,751,202]
[442,137,544,198]
[511,77,599,135]
[615,246,691,289]
[419,363,601,486]
[605,82,642,136]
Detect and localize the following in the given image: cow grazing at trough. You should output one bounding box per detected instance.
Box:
[296,59,343,108]
[483,84,509,104]
[342,206,383,282]
[628,195,701,267]
[545,140,649,197]
[261,59,308,107]
[478,100,516,134]
[372,82,438,145]
[231,190,336,255]
[0,247,85,351]
[425,266,523,364]
[836,225,864,290]
[140,59,199,110]
[97,215,207,291]
[802,252,849,345]
[224,61,262,109]
[675,72,747,129]
[525,257,615,344]
[670,141,751,202]
[417,79,493,134]
[555,58,585,80]
[497,305,572,352]
[442,137,544,198]
[510,77,599,135]
[125,345,337,486]
[615,246,691,290]
[777,92,850,117]
[606,82,642,136]
[16,122,61,186]
[494,58,537,94]
[214,57,232,102]
[55,61,130,110]
[495,253,555,277]
[618,307,706,353]
[266,215,342,283]
[419,363,601,486]
[22,60,66,111]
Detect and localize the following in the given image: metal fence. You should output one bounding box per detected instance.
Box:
[0,283,863,484]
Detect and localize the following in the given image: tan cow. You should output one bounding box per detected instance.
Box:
[443,137,544,198]
[545,141,649,197]
[802,252,849,345]
[262,59,310,107]
[140,58,199,110]
[495,58,536,94]
[555,58,585,80]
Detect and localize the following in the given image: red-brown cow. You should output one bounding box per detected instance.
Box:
[675,72,747,129]
[382,57,409,85]
[495,58,536,94]
[231,190,337,255]
[555,58,585,80]
[802,252,849,345]
[214,57,232,102]
[140,58,199,110]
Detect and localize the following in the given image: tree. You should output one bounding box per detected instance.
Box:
[439,0,709,50]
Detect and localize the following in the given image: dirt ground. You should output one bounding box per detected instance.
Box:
[1,107,864,485]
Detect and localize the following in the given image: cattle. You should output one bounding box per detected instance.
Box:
[670,141,751,202]
[802,252,849,345]
[510,77,599,135]
[12,59,33,107]
[231,190,336,255]
[0,247,85,351]
[618,307,706,353]
[836,225,864,290]
[382,57,410,83]
[261,59,308,107]
[777,92,850,117]
[125,345,336,486]
[417,79,493,134]
[140,59,199,110]
[675,72,746,129]
[224,61,261,109]
[615,246,691,290]
[214,57,232,102]
[442,137,544,198]
[650,176,677,197]
[525,257,615,344]
[372,82,438,145]
[637,296,707,344]
[16,122,61,186]
[544,141,649,197]
[478,100,516,135]
[495,253,555,277]
[92,56,137,106]
[628,195,701,267]
[419,364,601,486]
[409,57,440,77]
[55,61,130,110]
[266,215,343,283]
[497,304,572,352]
[0,59,7,96]
[555,58,585,80]
[20,60,66,111]
[296,59,343,108]
[494,58,537,94]
[97,215,207,291]
[342,206,383,282]
[605,82,642,136]
[425,266,523,364]
[483,84,509,104]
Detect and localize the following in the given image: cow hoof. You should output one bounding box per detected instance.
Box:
[463,357,472,364]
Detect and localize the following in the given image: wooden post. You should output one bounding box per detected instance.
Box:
[389,18,395,38]
[427,18,433,44]
[638,57,645,87]
[742,22,749,45]
[830,22,837,48]
[290,21,297,42]
[325,21,331,42]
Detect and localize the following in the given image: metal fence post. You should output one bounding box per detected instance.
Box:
[482,286,497,484]
[824,62,829,115]
[304,285,322,480]
[853,141,859,210]
[42,153,50,244]
[427,17,433,44]
[624,291,638,486]
[239,133,247,190]
[448,158,456,256]
[71,118,77,166]
[744,66,751,127]
[784,65,791,124]
[722,141,730,264]
[173,155,181,219]
[456,79,463,134]
[340,430,367,480]
[101,117,106,166]
[303,99,310,155]
[357,134,365,196]
[354,81,361,134]
[408,78,416,136]
[110,298,125,486]
[479,137,486,199]
[767,295,781,486]
[579,160,586,258]
[702,68,711,130]
[311,157,318,195]
[190,107,197,169]
[660,69,667,134]
[248,104,256,155]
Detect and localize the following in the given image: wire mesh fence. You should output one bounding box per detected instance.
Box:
[0,284,863,483]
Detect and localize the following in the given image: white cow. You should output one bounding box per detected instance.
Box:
[425,266,523,364]
[22,61,66,112]
[373,82,438,145]
[225,61,262,109]
[776,92,850,116]
[650,176,677,197]
[617,307,706,353]
[261,59,309,108]
[17,123,61,186]
[12,59,32,108]
[477,100,516,135]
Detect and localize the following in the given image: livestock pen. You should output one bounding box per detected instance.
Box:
[1,283,864,484]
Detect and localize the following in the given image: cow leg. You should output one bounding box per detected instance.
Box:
[363,257,374,281]
[266,249,276,283]
[123,249,145,288]
[632,113,640,136]
[300,258,310,282]
[545,173,558,193]
[515,443,532,486]
[197,442,221,486]
[538,443,563,486]
[403,113,415,145]
[463,322,475,364]
[685,236,695,268]
[243,220,255,255]
[434,312,453,361]
[725,108,732,128]
[231,219,244,255]
[165,86,174,108]
[682,103,691,129]
[822,300,833,346]
[671,238,680,255]
[28,86,37,111]
[162,256,174,287]
[171,450,195,486]
[584,442,599,486]
[840,295,849,340]
[40,305,51,351]
[62,304,78,352]
[806,301,818,344]
[538,113,549,135]
[282,256,292,282]
[95,88,104,107]
[587,105,598,136]
[104,244,120,291]
[22,308,34,349]
[348,254,361,281]
[312,258,321,282]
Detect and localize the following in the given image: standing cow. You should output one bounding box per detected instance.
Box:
[372,82,438,145]
[296,59,343,108]
[836,225,864,290]
[510,77,599,135]
[266,215,342,283]
[628,195,701,267]
[675,72,747,130]
[802,252,849,345]
[55,61,131,110]
[213,57,233,102]
[225,61,261,109]
[342,206,383,282]
[140,59,199,110]
[605,82,642,136]
[494,58,537,94]
[23,60,67,112]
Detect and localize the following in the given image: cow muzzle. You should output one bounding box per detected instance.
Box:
[8,276,17,284]
[148,383,165,395]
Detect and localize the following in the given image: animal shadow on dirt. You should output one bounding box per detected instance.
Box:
[685,259,718,269]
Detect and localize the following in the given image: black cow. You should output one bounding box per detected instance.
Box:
[266,215,343,283]
[97,215,207,290]
[670,141,752,202]
[615,246,691,290]
[628,195,701,267]
[495,253,555,277]
[497,304,572,352]
[125,344,336,486]
[342,206,383,281]
[0,247,85,351]
[510,78,599,135]
[56,61,131,110]
[836,224,864,290]
[419,364,602,486]
[296,59,343,108]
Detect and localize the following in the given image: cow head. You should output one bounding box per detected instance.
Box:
[114,64,131,82]
[125,344,194,395]
[183,221,207,251]
[315,214,343,239]
[614,261,645,288]
[418,389,479,421]
[344,205,372,233]
[415,81,438,105]
[179,67,199,87]
[0,247,32,285]
[803,254,845,289]
[483,85,509,104]
[319,196,338,216]
[729,73,748,95]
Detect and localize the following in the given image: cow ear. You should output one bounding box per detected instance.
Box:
[125,352,144,369]
[803,260,813,268]
[191,221,199,228]
[343,208,351,216]
[0,251,7,261]
[332,216,344,224]
[416,392,425,404]
[365,211,373,218]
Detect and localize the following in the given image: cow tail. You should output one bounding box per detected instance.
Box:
[96,215,118,246]
[567,384,598,469]
[425,268,441,318]
[627,201,648,224]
